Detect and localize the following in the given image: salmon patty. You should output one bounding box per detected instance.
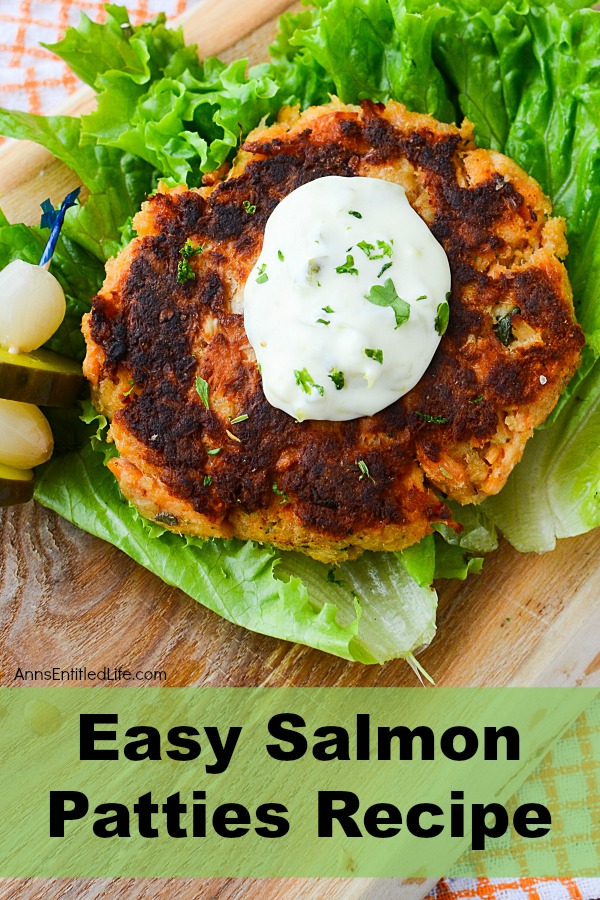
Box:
[82,99,584,563]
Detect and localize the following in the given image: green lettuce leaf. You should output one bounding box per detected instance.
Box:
[279,0,454,120]
[44,6,289,185]
[398,503,493,586]
[0,110,155,263]
[42,4,145,87]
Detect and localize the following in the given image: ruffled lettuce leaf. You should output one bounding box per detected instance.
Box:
[280,0,455,120]
[0,109,154,263]
[398,502,495,587]
[44,6,288,185]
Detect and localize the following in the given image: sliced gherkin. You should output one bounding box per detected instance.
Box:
[0,346,84,408]
[0,462,34,507]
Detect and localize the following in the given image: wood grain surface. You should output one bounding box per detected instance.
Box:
[0,0,598,897]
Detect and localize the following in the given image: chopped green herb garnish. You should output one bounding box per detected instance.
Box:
[317,318,330,326]
[357,460,374,482]
[365,278,410,329]
[415,411,449,424]
[357,239,393,261]
[329,369,345,390]
[439,467,452,479]
[435,300,450,336]
[256,263,268,284]
[123,380,135,397]
[377,261,392,279]
[278,249,285,262]
[470,394,484,404]
[357,240,376,257]
[415,294,427,301]
[203,475,212,486]
[243,200,256,214]
[177,260,195,283]
[230,414,249,424]
[364,348,383,364]
[349,210,362,219]
[181,238,203,259]
[335,253,358,276]
[207,447,221,456]
[493,306,521,346]
[272,482,289,504]
[195,375,210,409]
[177,239,203,283]
[294,368,324,396]
[322,305,334,314]
[376,239,393,257]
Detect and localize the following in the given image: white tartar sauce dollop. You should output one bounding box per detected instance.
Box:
[243,175,451,421]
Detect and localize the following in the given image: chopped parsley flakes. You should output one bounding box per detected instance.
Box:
[206,447,221,456]
[415,411,449,424]
[357,240,376,258]
[195,375,210,409]
[357,460,374,482]
[278,250,285,262]
[335,253,358,276]
[256,263,269,284]
[243,200,256,214]
[357,239,392,260]
[316,318,330,326]
[364,348,383,364]
[177,239,203,283]
[329,368,345,390]
[377,261,392,279]
[435,300,450,336]
[230,414,249,424]
[272,483,289,504]
[203,475,212,486]
[322,305,334,314]
[294,368,324,396]
[349,210,362,219]
[493,307,521,346]
[365,278,410,329]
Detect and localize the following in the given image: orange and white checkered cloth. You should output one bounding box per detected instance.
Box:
[429,880,600,900]
[0,3,598,898]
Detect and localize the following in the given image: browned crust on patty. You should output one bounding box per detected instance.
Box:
[82,99,584,563]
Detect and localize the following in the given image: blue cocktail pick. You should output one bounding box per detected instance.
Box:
[39,187,81,268]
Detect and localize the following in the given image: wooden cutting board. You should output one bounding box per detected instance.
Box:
[0,1,598,896]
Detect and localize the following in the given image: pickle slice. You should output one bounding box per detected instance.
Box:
[0,347,84,407]
[0,462,34,507]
